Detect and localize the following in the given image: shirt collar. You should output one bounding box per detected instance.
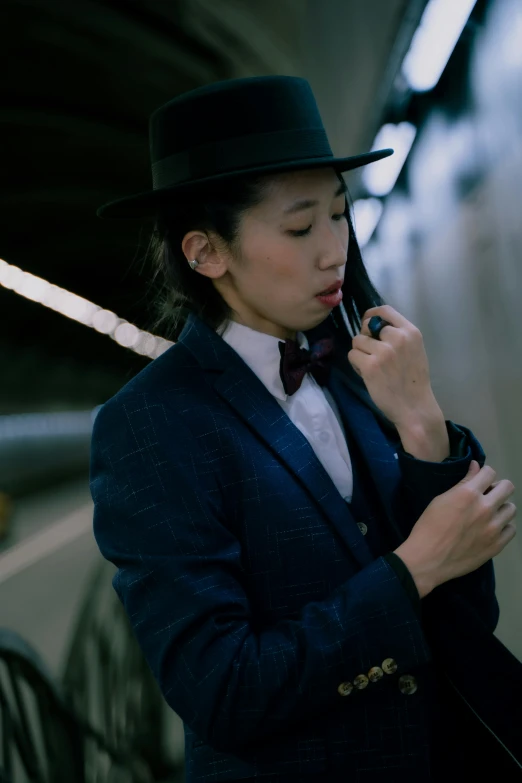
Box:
[218,319,309,402]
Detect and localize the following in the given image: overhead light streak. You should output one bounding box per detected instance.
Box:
[402,0,478,92]
[362,122,417,197]
[0,257,172,360]
[353,198,384,247]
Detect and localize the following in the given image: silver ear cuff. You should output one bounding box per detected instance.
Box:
[189,259,199,270]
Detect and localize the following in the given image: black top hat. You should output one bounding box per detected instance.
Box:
[96,75,393,219]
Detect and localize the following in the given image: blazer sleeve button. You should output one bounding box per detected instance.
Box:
[338,681,354,696]
[382,657,398,674]
[398,674,418,695]
[353,674,369,690]
[368,666,384,682]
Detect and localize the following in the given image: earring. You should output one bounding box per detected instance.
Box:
[189,259,199,270]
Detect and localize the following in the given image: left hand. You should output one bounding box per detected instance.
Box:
[347,305,441,428]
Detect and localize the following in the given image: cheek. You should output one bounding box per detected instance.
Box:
[340,219,350,249]
[245,238,304,288]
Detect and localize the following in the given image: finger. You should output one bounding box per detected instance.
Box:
[497,519,517,550]
[360,319,394,340]
[349,360,362,377]
[362,305,411,331]
[347,354,362,375]
[360,317,407,345]
[485,479,516,507]
[466,464,497,493]
[483,481,499,495]
[493,503,517,533]
[351,333,389,355]
[347,348,372,376]
[360,316,392,341]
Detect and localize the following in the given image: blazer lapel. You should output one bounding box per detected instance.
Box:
[306,314,405,539]
[327,368,405,546]
[178,314,398,568]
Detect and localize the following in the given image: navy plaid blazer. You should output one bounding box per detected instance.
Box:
[90,312,522,782]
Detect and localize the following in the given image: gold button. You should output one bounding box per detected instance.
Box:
[353,674,369,690]
[398,674,418,695]
[368,666,384,683]
[357,522,368,535]
[337,681,353,696]
[382,658,398,675]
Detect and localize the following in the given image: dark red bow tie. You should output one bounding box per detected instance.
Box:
[278,335,335,396]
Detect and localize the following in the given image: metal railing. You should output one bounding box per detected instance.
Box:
[0,558,185,782]
[0,626,162,782]
[61,558,185,782]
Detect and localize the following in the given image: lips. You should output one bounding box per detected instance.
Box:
[317,281,342,296]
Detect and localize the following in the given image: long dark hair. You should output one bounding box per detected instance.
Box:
[145,170,386,346]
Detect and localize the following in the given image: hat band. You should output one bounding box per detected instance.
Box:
[151,128,333,189]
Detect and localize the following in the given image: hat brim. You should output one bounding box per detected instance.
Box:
[96,148,393,219]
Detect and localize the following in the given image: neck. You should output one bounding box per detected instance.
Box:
[230,317,297,342]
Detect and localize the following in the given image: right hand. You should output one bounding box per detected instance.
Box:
[394,461,517,598]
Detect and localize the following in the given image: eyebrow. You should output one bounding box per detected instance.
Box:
[282,180,348,215]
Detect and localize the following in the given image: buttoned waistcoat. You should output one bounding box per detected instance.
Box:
[90,312,522,782]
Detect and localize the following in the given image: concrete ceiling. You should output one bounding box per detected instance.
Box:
[0,0,425,410]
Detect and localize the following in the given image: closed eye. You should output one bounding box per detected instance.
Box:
[289,213,346,237]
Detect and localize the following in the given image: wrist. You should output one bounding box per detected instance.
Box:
[395,404,450,462]
[393,542,439,599]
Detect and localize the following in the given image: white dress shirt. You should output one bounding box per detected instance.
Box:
[219,320,354,503]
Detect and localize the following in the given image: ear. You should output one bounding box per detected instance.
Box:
[181,230,228,279]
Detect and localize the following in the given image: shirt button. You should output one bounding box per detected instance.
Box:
[368,666,384,682]
[398,674,418,695]
[353,674,369,690]
[319,431,330,443]
[357,522,368,536]
[337,681,354,696]
[382,658,398,675]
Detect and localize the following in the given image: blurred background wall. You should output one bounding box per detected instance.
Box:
[361,0,522,655]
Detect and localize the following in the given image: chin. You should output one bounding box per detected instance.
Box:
[291,313,330,335]
[274,305,333,338]
[310,310,333,327]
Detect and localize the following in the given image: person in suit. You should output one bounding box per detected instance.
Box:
[91,76,521,781]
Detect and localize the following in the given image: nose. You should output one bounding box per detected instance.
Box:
[318,222,348,271]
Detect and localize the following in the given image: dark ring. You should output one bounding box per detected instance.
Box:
[368,316,391,340]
